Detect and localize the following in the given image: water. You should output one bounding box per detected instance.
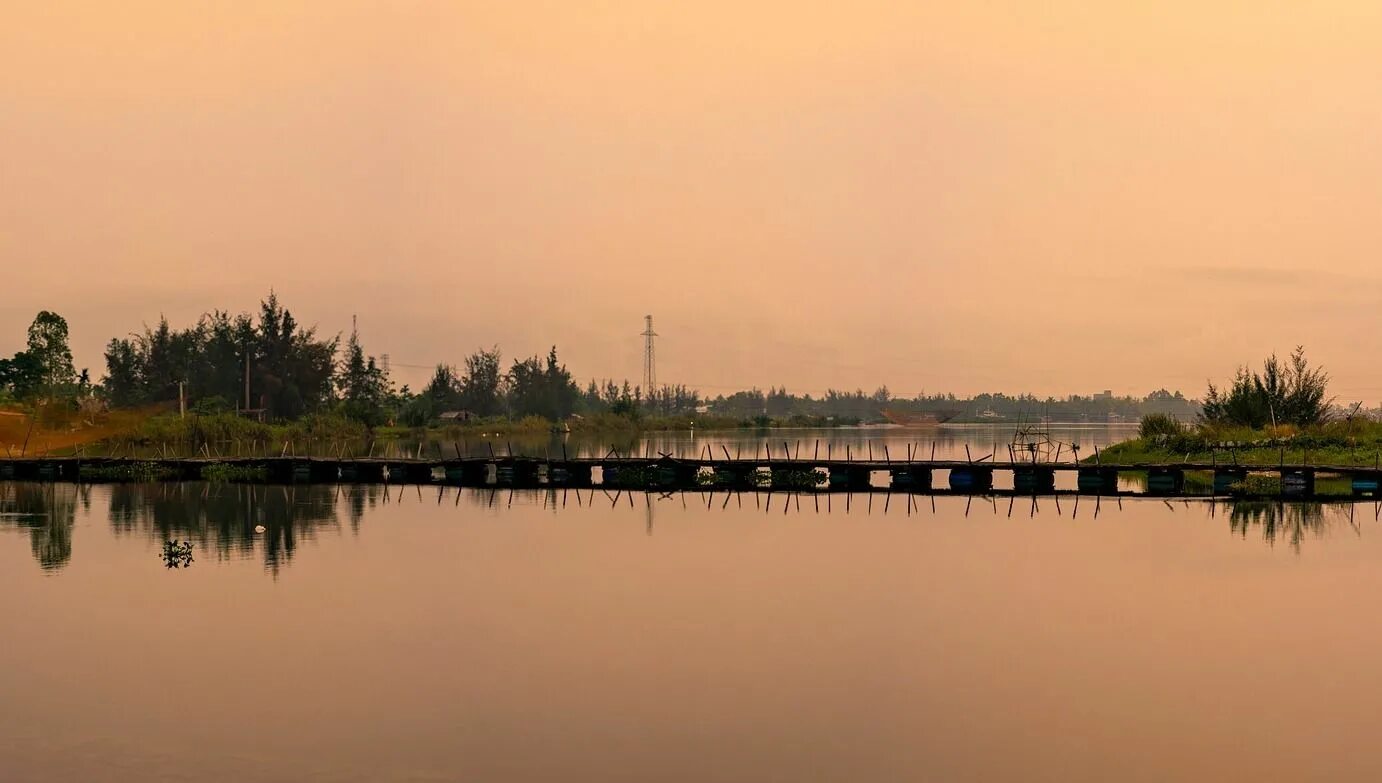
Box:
[107,423,1136,462]
[5,426,1382,782]
[423,422,1136,462]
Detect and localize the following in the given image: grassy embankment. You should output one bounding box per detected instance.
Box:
[98,412,369,456]
[0,403,158,457]
[7,409,857,458]
[1094,419,1382,468]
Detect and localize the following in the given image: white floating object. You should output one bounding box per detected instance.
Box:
[254,525,266,534]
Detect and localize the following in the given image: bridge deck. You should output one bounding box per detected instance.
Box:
[1,454,1379,501]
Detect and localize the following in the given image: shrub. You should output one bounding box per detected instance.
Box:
[282,413,368,442]
[1138,413,1182,440]
[1202,347,1330,428]
[399,396,434,428]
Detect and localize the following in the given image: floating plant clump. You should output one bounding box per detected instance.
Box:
[161,540,195,569]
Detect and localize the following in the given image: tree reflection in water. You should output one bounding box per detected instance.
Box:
[1223,500,1365,553]
[0,482,82,571]
[105,482,385,576]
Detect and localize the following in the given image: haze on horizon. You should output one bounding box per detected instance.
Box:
[4,2,1382,401]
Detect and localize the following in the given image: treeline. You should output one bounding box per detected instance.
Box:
[702,386,1200,422]
[412,352,704,425]
[0,296,706,428]
[97,294,597,427]
[103,295,337,419]
[1,295,1203,429]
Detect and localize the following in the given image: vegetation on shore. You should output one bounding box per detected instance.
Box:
[2,297,1205,458]
[1098,420,1382,467]
[77,461,178,481]
[97,412,368,453]
[1098,349,1382,467]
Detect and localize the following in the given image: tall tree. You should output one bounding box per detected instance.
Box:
[102,338,144,406]
[507,347,578,420]
[337,326,390,426]
[98,293,336,419]
[0,351,43,400]
[424,364,462,409]
[25,311,76,393]
[459,346,503,417]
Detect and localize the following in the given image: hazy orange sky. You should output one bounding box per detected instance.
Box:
[4,2,1382,400]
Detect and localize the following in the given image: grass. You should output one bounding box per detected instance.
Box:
[0,402,161,457]
[1093,419,1382,468]
[78,461,178,481]
[99,412,368,455]
[7,403,864,460]
[200,464,270,482]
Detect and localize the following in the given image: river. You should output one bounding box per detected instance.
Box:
[4,425,1382,781]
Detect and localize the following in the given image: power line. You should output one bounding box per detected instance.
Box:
[642,315,657,394]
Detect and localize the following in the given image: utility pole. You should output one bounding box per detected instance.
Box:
[179,381,186,419]
[642,315,657,397]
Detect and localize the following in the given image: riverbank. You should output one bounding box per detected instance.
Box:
[16,410,868,456]
[1093,420,1382,467]
[0,404,158,457]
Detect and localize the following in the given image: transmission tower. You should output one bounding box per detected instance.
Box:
[642,315,657,394]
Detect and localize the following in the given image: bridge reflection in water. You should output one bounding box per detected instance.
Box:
[2,481,1378,573]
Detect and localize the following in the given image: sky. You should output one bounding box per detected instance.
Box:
[4,2,1382,401]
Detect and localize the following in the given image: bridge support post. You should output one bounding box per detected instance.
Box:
[1147,467,1184,495]
[1077,467,1118,493]
[1013,466,1056,493]
[388,462,435,484]
[890,466,933,491]
[829,465,871,490]
[494,459,539,486]
[549,462,593,487]
[601,460,655,489]
[1213,468,1247,494]
[1281,468,1315,497]
[309,460,340,482]
[443,460,487,484]
[656,460,699,489]
[1351,471,1381,497]
[290,459,313,483]
[949,466,993,492]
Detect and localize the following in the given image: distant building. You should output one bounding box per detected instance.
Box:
[1093,390,1114,401]
[438,410,475,423]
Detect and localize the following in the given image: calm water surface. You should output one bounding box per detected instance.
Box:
[4,426,1382,782]
[154,423,1135,462]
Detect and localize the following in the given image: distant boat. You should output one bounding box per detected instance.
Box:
[977,408,1004,420]
[881,408,960,427]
